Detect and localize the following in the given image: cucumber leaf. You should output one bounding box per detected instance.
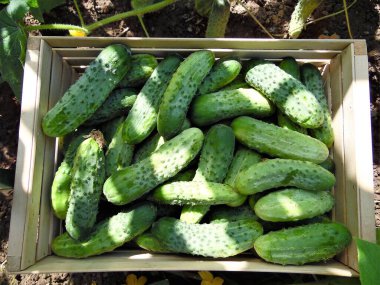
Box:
[356,238,380,285]
[0,0,10,4]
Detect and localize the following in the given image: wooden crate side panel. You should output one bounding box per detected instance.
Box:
[7,45,41,272]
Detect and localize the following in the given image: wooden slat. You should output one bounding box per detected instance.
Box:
[7,42,41,272]
[21,252,357,276]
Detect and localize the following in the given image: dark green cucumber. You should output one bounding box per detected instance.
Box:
[60,127,92,156]
[103,128,204,205]
[195,0,213,17]
[235,158,336,195]
[198,57,241,95]
[220,74,250,90]
[232,116,328,163]
[245,60,324,128]
[210,205,258,223]
[123,55,182,144]
[254,222,352,265]
[42,44,132,137]
[301,63,334,147]
[119,54,158,87]
[66,133,106,240]
[180,124,236,223]
[152,181,245,207]
[52,203,156,258]
[205,0,231,38]
[101,116,125,144]
[319,156,335,173]
[168,169,196,182]
[277,111,308,134]
[152,217,263,258]
[157,50,215,139]
[105,120,134,177]
[135,232,171,253]
[254,188,335,222]
[84,88,137,126]
[191,88,275,127]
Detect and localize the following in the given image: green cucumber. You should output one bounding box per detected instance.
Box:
[301,63,334,148]
[254,222,352,265]
[191,88,275,127]
[210,205,258,223]
[152,181,245,207]
[245,60,324,128]
[198,57,241,95]
[123,55,182,144]
[84,88,137,126]
[103,128,204,205]
[101,116,125,144]
[119,54,158,87]
[157,50,215,139]
[152,217,263,258]
[319,156,335,173]
[220,74,250,90]
[65,132,106,240]
[60,127,92,156]
[277,111,308,134]
[168,169,196,183]
[195,0,213,17]
[42,44,132,137]
[235,158,336,195]
[52,203,157,258]
[254,188,335,222]
[205,0,231,38]
[232,116,328,163]
[135,232,171,253]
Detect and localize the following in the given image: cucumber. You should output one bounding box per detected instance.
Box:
[301,63,334,148]
[60,127,92,156]
[168,169,196,183]
[180,124,236,223]
[152,217,263,258]
[191,88,275,127]
[235,158,336,195]
[277,111,308,135]
[245,60,324,129]
[123,55,182,144]
[254,188,335,222]
[103,128,204,205]
[65,132,106,240]
[42,44,132,137]
[101,116,125,144]
[105,120,134,177]
[84,88,137,126]
[232,116,328,163]
[135,232,171,253]
[319,156,335,173]
[119,54,158,87]
[152,181,245,207]
[210,205,258,223]
[198,57,241,95]
[205,0,231,38]
[195,0,213,17]
[157,50,215,139]
[220,74,250,90]
[254,222,352,265]
[52,203,157,258]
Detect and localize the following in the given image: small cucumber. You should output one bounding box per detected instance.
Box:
[245,60,324,128]
[52,203,156,258]
[198,57,242,95]
[191,88,275,127]
[232,116,328,163]
[123,55,182,144]
[157,50,215,139]
[254,188,335,222]
[152,217,263,258]
[277,111,308,135]
[220,74,250,90]
[254,222,352,265]
[235,158,336,195]
[65,132,106,240]
[119,54,158,87]
[319,156,335,173]
[205,0,231,38]
[84,88,137,126]
[194,0,213,17]
[103,128,204,205]
[210,205,258,223]
[42,44,132,137]
[135,232,171,253]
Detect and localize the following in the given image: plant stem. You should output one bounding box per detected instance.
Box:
[73,0,85,27]
[85,0,177,33]
[24,23,89,33]
[138,15,150,37]
[236,0,274,39]
[342,0,353,38]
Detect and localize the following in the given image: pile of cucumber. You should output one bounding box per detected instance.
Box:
[44,44,351,265]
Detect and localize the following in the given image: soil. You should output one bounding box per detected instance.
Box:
[0,0,379,284]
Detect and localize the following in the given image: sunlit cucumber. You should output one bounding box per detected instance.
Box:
[135,232,171,253]
[119,54,158,87]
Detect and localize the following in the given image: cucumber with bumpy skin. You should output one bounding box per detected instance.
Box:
[123,55,182,144]
[42,44,132,137]
[319,156,335,173]
[245,60,324,129]
[103,128,204,205]
[235,158,336,195]
[152,217,263,258]
[119,54,158,87]
[157,50,214,139]
[205,0,231,38]
[254,188,335,222]
[52,203,156,258]
[254,222,351,265]
[168,169,196,183]
[232,116,328,163]
[210,205,258,223]
[101,116,125,144]
[135,232,171,253]
[277,111,308,135]
[220,74,249,90]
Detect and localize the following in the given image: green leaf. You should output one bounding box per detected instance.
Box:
[0,0,10,4]
[6,0,30,20]
[356,238,380,285]
[0,8,27,99]
[30,0,65,23]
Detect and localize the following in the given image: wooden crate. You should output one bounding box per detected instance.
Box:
[8,37,375,276]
